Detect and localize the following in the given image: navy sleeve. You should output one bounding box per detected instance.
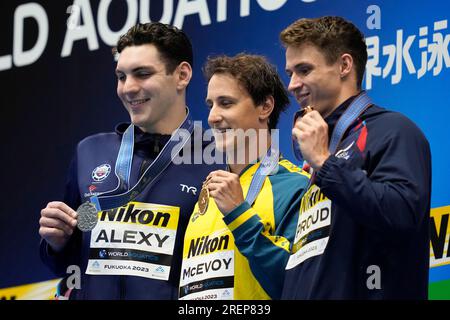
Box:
[315,114,431,233]
[40,154,83,277]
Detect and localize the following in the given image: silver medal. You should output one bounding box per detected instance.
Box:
[76,202,98,232]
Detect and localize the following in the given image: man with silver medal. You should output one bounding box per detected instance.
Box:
[39,22,223,300]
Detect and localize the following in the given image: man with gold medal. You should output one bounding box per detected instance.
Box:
[179,54,309,300]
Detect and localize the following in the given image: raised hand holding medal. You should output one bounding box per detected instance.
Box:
[205,170,244,215]
[292,105,331,171]
[39,201,79,252]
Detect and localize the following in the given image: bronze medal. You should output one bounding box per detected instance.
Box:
[302,105,313,116]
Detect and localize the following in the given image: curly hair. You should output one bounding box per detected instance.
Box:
[203,54,290,130]
[280,16,367,89]
[113,22,193,74]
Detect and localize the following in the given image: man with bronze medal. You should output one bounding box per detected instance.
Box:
[39,23,224,299]
[281,16,431,299]
[179,54,309,300]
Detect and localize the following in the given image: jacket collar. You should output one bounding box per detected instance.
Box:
[115,123,171,154]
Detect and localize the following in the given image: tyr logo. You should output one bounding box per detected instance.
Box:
[180,184,197,195]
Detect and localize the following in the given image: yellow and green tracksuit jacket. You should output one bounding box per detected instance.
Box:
[179,158,309,300]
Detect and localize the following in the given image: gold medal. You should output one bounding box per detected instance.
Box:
[198,185,209,215]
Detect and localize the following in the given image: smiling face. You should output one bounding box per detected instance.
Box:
[206,73,268,155]
[116,44,183,133]
[285,43,346,118]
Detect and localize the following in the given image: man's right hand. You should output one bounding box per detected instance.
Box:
[292,109,331,171]
[39,201,78,253]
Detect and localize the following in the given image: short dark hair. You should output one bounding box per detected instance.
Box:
[203,54,290,130]
[280,16,367,89]
[114,22,193,74]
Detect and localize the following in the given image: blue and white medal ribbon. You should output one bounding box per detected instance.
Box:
[87,109,194,212]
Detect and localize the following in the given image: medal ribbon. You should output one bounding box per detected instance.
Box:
[115,124,134,192]
[328,91,372,154]
[90,108,195,211]
[244,134,280,206]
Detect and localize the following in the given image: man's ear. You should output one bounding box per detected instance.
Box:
[259,96,275,124]
[339,53,354,79]
[176,61,192,90]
